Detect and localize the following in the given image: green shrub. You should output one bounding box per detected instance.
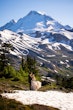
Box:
[3,65,16,78]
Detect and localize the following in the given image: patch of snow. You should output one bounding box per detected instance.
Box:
[42,38,49,44]
[62,55,67,57]
[52,43,61,50]
[60,61,65,64]
[54,70,58,73]
[47,45,53,50]
[36,22,45,28]
[65,60,69,62]
[46,77,56,82]
[37,56,51,63]
[49,42,73,51]
[0,30,42,56]
[1,90,73,110]
[62,43,73,51]
[47,55,56,57]
[66,64,70,68]
[9,50,18,56]
[37,11,46,15]
[60,30,73,40]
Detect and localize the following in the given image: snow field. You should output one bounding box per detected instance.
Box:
[1,90,73,110]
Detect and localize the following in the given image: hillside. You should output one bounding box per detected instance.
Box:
[0,29,73,77]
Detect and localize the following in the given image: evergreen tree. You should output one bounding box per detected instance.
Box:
[24,55,38,75]
[21,55,25,70]
[0,42,13,72]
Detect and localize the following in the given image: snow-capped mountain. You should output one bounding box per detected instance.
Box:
[0,11,73,74]
[0,11,73,41]
[0,11,64,33]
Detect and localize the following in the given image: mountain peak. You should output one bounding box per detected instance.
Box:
[27,10,47,16]
[27,10,53,20]
[27,10,43,16]
[0,11,63,33]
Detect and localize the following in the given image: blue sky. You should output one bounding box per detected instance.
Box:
[0,0,73,27]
